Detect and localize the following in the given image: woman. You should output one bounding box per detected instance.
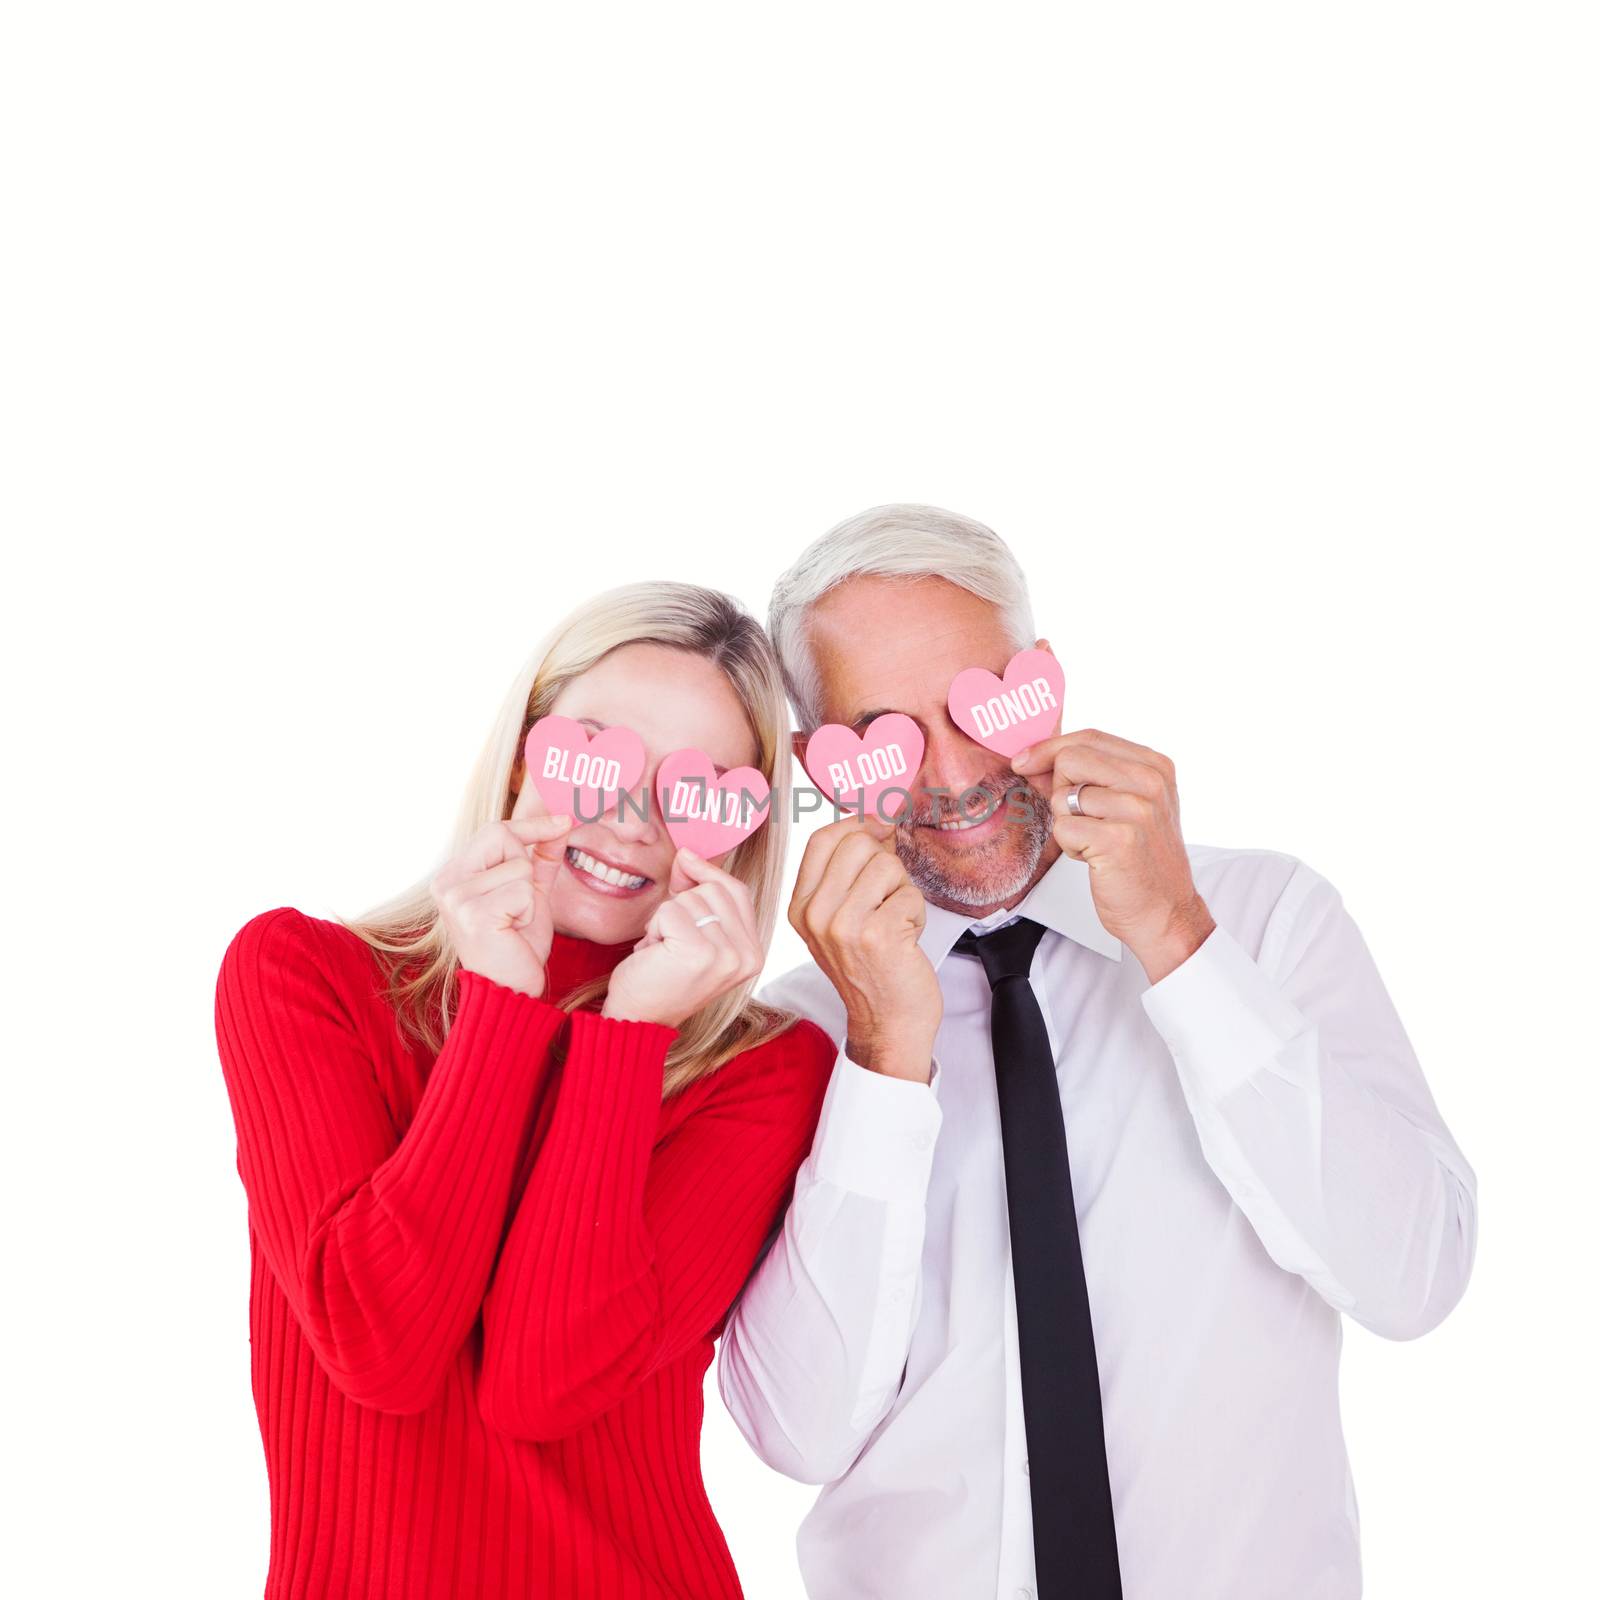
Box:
[215,583,835,1600]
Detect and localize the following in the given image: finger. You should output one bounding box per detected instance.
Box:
[664,883,713,921]
[1048,742,1164,799]
[448,857,534,908]
[647,879,727,928]
[808,827,896,897]
[687,901,761,988]
[649,892,760,998]
[1051,782,1149,823]
[511,740,552,821]
[505,814,575,848]
[455,816,566,877]
[1006,732,1071,776]
[672,853,759,941]
[642,881,705,944]
[676,884,755,957]
[1012,727,1171,779]
[528,834,571,896]
[665,850,697,898]
[1011,738,1130,789]
[688,910,743,973]
[871,880,928,934]
[652,896,704,946]
[440,855,535,907]
[1065,727,1172,769]
[635,902,669,948]
[701,883,761,955]
[791,813,894,909]
[456,821,527,875]
[662,886,748,964]
[827,849,910,937]
[800,833,904,937]
[672,846,743,894]
[1052,814,1131,863]
[506,815,574,894]
[707,877,760,947]
[1049,742,1152,800]
[455,876,539,931]
[669,881,731,933]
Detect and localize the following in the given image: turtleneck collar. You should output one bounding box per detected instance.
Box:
[543,927,635,1006]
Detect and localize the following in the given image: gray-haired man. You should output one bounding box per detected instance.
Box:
[718,504,1475,1600]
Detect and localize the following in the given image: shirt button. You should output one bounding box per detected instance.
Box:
[910,1130,933,1151]
[1014,1589,1033,1600]
[888,1286,906,1304]
[1022,1455,1029,1477]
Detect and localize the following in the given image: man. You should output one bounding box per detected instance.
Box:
[717,504,1476,1600]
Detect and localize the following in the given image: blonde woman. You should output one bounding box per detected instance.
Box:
[214,584,834,1600]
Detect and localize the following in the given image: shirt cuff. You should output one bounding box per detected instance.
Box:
[1140,924,1312,1099]
[454,970,572,1058]
[804,1047,943,1203]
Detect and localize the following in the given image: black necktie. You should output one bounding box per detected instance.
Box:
[953,917,1122,1599]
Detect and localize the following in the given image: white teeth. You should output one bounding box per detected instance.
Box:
[566,847,648,889]
[936,814,986,831]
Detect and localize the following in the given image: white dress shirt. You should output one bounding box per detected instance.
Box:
[718,845,1477,1600]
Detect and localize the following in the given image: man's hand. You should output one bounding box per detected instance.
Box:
[789,813,941,1082]
[1011,728,1215,984]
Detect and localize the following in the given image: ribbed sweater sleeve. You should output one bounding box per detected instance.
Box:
[214,907,566,1415]
[477,1010,835,1441]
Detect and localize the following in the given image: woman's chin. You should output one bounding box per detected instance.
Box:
[551,882,654,947]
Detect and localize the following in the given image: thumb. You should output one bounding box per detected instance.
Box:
[666,849,697,897]
[528,823,572,893]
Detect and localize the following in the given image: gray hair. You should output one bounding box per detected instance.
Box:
[768,503,1035,732]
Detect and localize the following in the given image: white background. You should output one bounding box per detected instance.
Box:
[4,4,1596,1596]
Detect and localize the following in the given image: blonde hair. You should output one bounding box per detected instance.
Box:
[347,582,797,1099]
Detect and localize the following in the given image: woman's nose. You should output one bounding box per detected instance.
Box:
[606,774,664,844]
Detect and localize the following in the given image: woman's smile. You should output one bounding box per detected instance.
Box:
[563,841,657,898]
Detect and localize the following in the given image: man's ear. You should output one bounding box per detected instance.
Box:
[790,729,809,769]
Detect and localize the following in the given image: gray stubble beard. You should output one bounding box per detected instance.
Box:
[895,778,1054,912]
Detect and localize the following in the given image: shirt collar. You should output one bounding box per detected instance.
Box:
[918,850,1124,970]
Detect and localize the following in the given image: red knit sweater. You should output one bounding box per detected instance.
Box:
[215,907,834,1600]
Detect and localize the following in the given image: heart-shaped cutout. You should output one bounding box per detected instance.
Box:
[655,749,771,855]
[802,713,925,819]
[523,715,647,819]
[947,648,1064,757]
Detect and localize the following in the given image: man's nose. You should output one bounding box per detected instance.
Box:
[918,723,997,812]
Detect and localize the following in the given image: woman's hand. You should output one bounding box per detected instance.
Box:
[603,849,763,1028]
[431,777,574,998]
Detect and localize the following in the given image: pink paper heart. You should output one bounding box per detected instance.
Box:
[802,713,925,819]
[655,749,771,855]
[947,648,1065,757]
[523,715,646,819]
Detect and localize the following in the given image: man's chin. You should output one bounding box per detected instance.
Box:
[898,824,1051,915]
